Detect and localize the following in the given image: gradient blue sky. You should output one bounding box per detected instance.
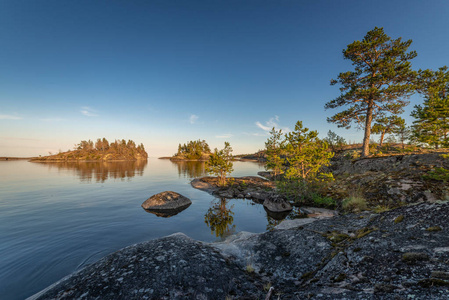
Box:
[1,0,448,157]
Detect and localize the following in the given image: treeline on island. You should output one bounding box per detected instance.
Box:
[31,138,148,162]
[171,140,211,160]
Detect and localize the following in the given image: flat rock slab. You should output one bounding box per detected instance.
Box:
[141,191,192,211]
[30,233,264,300]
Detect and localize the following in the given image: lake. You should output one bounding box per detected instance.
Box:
[0,158,302,299]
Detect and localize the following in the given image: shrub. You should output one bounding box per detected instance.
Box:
[342,189,367,212]
[423,167,449,182]
[310,193,336,209]
[276,179,307,203]
[345,150,360,160]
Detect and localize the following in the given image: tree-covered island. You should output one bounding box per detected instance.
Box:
[170,139,212,161]
[31,138,148,161]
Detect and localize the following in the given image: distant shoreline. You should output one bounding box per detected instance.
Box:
[29,158,147,162]
[158,156,260,162]
[0,157,33,161]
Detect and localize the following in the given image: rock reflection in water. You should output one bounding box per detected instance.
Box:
[204,198,235,240]
[171,161,207,179]
[265,207,306,231]
[143,203,192,218]
[32,160,147,183]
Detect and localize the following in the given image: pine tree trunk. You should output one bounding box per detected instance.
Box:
[379,131,386,147]
[362,102,374,157]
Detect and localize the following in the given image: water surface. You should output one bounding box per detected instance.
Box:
[0,158,293,299]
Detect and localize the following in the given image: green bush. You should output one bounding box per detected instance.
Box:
[423,167,449,182]
[276,179,307,203]
[310,193,336,209]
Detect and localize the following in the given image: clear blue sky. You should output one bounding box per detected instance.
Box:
[1,0,448,157]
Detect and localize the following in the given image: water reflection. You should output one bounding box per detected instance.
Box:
[265,207,307,231]
[171,160,207,179]
[32,160,147,183]
[204,198,236,240]
[143,203,192,218]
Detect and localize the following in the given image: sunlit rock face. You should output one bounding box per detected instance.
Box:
[141,191,192,210]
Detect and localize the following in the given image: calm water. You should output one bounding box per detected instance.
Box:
[0,158,298,299]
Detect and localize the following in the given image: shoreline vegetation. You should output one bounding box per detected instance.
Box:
[30,138,148,162]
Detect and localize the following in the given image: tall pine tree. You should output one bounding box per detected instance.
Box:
[412,66,449,148]
[325,27,417,157]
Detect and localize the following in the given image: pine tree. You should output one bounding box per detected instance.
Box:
[283,121,334,182]
[325,27,417,157]
[323,130,346,152]
[206,142,234,186]
[371,116,405,146]
[265,127,285,180]
[411,66,449,148]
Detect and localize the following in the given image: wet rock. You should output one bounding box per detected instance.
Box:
[141,191,191,210]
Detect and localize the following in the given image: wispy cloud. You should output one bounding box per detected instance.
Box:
[189,114,199,124]
[80,107,98,117]
[216,133,233,139]
[255,115,289,134]
[255,121,271,131]
[0,114,22,120]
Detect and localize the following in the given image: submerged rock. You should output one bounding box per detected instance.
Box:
[141,191,192,211]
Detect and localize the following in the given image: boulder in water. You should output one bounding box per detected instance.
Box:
[142,191,192,211]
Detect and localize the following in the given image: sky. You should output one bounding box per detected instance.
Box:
[1,0,448,157]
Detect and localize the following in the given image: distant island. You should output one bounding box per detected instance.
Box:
[169,139,211,161]
[31,138,148,162]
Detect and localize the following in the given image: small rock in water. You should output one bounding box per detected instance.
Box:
[141,191,192,211]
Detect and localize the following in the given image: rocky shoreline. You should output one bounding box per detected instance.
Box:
[29,153,449,299]
[30,201,449,299]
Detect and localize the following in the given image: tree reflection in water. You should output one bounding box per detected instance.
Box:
[33,160,147,183]
[171,160,207,179]
[204,198,236,240]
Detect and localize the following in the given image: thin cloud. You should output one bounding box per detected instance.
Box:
[255,115,290,134]
[189,114,199,124]
[255,121,271,131]
[216,133,233,139]
[80,107,99,117]
[0,114,22,120]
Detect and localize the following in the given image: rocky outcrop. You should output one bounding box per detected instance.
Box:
[31,202,449,299]
[263,194,292,212]
[324,153,449,208]
[330,153,448,175]
[191,176,276,201]
[141,191,192,211]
